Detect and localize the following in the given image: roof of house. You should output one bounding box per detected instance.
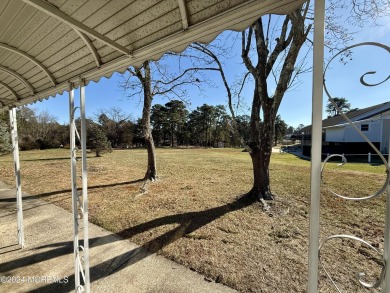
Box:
[301,101,390,132]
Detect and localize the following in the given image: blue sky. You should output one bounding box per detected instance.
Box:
[31,10,389,129]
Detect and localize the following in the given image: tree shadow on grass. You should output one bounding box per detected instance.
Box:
[118,193,257,256]
[2,193,257,292]
[0,179,144,203]
[20,157,79,162]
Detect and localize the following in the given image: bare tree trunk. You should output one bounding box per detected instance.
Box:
[250,148,272,200]
[142,97,157,181]
[138,61,158,181]
[246,84,275,200]
[249,106,275,200]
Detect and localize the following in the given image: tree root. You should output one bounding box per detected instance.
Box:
[259,199,271,211]
[135,175,158,198]
[246,187,274,201]
[244,187,275,211]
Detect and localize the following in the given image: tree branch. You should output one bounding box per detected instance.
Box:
[241,28,256,76]
[273,9,307,112]
[156,67,218,86]
[265,15,293,77]
[253,18,268,71]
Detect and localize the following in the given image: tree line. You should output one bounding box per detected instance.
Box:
[0,102,298,156]
[0,94,352,156]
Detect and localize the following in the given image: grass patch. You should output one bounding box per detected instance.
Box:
[0,148,387,292]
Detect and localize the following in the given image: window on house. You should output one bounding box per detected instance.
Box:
[361,124,369,131]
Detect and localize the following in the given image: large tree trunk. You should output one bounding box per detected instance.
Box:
[248,96,275,200]
[144,130,157,181]
[142,96,157,181]
[249,147,272,200]
[249,124,274,200]
[139,61,157,181]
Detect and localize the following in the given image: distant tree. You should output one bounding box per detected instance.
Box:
[295,124,305,134]
[87,123,112,157]
[36,110,57,137]
[200,104,216,147]
[187,109,203,146]
[274,115,288,146]
[17,107,38,147]
[35,110,62,149]
[150,104,168,146]
[12,107,65,150]
[233,115,251,146]
[96,107,133,148]
[132,118,145,147]
[119,121,135,148]
[287,126,295,135]
[164,100,187,146]
[326,97,351,117]
[0,122,12,156]
[212,105,231,146]
[186,104,232,147]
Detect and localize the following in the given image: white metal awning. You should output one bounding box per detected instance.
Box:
[0,0,304,110]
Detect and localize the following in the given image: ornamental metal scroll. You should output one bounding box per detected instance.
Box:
[319,235,386,291]
[319,42,390,291]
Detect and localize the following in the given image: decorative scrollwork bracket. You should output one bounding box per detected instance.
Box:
[319,42,390,291]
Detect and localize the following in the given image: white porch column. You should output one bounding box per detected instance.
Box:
[79,80,90,293]
[9,106,24,248]
[69,81,90,293]
[308,0,325,292]
[69,86,80,291]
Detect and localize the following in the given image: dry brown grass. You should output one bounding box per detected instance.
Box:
[0,148,388,292]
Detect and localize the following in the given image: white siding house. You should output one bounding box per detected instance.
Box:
[325,114,390,152]
[301,102,390,155]
[326,119,381,142]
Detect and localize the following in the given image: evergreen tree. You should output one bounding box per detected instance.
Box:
[326,97,351,117]
[87,124,112,157]
[274,115,288,146]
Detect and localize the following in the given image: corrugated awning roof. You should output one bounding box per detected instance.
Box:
[0,0,304,110]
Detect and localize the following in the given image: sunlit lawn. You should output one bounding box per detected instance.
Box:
[0,148,387,292]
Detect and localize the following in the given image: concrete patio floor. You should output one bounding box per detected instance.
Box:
[0,181,237,293]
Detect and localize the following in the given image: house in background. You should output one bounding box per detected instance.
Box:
[301,101,390,156]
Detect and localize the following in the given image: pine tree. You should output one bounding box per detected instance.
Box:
[87,124,112,157]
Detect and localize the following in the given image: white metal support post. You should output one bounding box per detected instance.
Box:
[308,0,325,292]
[69,86,80,291]
[9,106,24,248]
[69,81,90,293]
[383,130,390,292]
[80,80,91,293]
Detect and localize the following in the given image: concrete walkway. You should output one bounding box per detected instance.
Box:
[0,181,237,293]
